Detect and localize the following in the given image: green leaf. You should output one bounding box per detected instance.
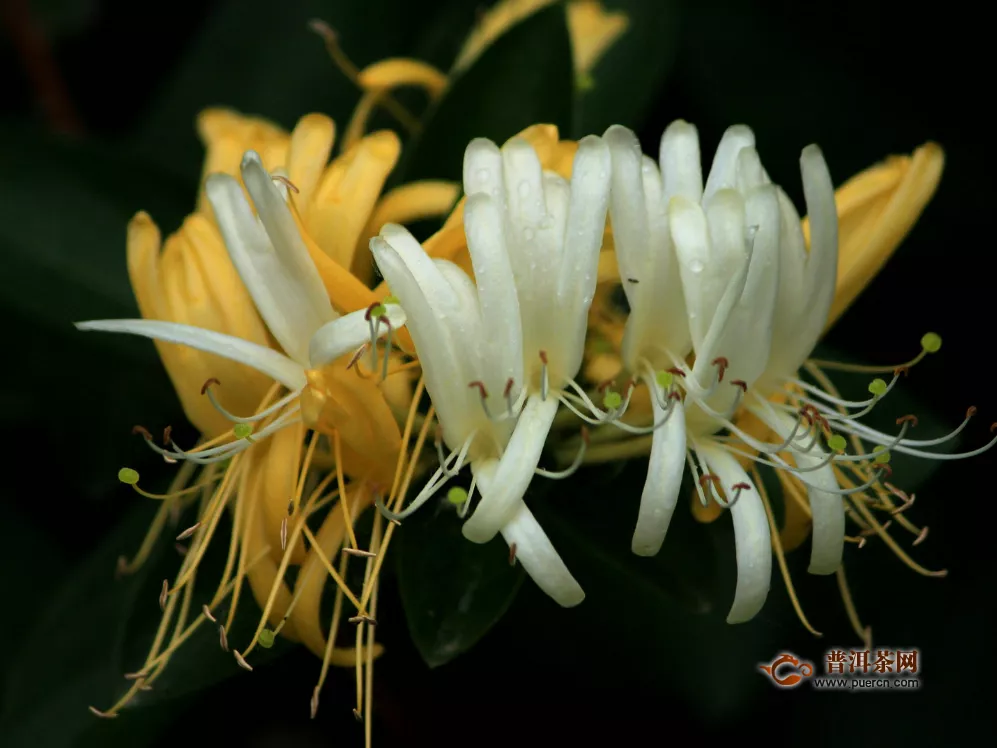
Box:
[133,0,481,183]
[395,494,525,668]
[571,0,681,136]
[397,2,575,183]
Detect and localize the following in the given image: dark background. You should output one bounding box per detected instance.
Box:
[1,0,992,745]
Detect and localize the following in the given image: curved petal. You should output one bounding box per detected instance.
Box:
[500,502,584,608]
[463,393,559,543]
[632,389,686,556]
[308,303,406,368]
[76,319,305,390]
[699,442,772,624]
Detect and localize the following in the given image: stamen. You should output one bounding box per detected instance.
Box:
[836,566,873,650]
[202,378,302,424]
[175,522,200,541]
[808,332,942,374]
[712,357,729,383]
[539,350,550,401]
[469,380,494,419]
[509,543,518,566]
[535,427,588,479]
[271,174,299,194]
[202,604,217,623]
[504,378,516,416]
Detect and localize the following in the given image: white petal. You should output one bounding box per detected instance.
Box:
[307,303,406,368]
[501,137,546,228]
[463,393,559,543]
[632,390,686,556]
[659,119,703,202]
[703,125,755,205]
[699,442,771,624]
[206,167,331,366]
[604,125,650,311]
[463,137,505,206]
[464,193,524,390]
[76,319,305,390]
[798,145,838,353]
[377,223,461,317]
[735,146,769,192]
[500,501,584,607]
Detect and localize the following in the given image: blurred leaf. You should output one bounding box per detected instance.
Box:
[0,125,189,334]
[28,0,99,38]
[398,2,574,183]
[572,0,681,136]
[396,496,525,668]
[133,0,480,183]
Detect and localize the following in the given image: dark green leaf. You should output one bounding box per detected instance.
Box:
[571,0,681,136]
[397,2,574,183]
[395,494,525,668]
[133,0,481,183]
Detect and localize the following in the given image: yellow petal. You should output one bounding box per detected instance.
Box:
[806,142,944,329]
[259,421,308,566]
[286,113,336,209]
[566,1,629,75]
[357,58,448,97]
[452,0,559,73]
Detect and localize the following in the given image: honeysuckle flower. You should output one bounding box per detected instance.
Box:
[78,109,459,722]
[569,123,994,635]
[369,132,612,607]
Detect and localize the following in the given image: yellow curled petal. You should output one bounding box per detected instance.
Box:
[126,212,165,320]
[309,130,401,270]
[453,0,559,73]
[808,142,944,328]
[777,476,814,553]
[357,58,448,97]
[286,113,336,210]
[258,421,308,566]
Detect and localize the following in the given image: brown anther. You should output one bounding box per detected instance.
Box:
[124,670,148,680]
[731,379,748,393]
[913,526,930,546]
[162,425,173,445]
[280,517,288,550]
[219,625,229,651]
[131,425,153,440]
[732,482,752,492]
[509,543,518,566]
[597,378,616,393]
[233,650,253,671]
[364,302,380,321]
[503,378,515,398]
[698,474,720,487]
[342,547,377,558]
[202,604,217,623]
[580,426,590,445]
[624,378,637,396]
[991,422,997,434]
[200,377,221,395]
[857,537,867,549]
[174,543,188,557]
[666,367,687,377]
[468,381,488,398]
[896,414,919,427]
[894,365,909,378]
[348,615,378,626]
[711,357,729,382]
[626,277,640,284]
[88,706,117,719]
[115,556,128,578]
[378,314,391,330]
[877,464,893,478]
[272,174,299,194]
[353,708,363,722]
[966,406,978,419]
[139,684,153,692]
[175,522,200,541]
[390,518,402,526]
[158,579,169,610]
[539,350,549,365]
[346,343,369,370]
[668,391,682,402]
[287,498,294,516]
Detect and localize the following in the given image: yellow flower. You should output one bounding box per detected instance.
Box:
[82,109,456,721]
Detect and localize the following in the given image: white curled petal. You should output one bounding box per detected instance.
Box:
[463,393,559,543]
[632,390,686,556]
[501,502,584,608]
[699,442,771,625]
[76,319,306,390]
[307,303,406,368]
[463,137,505,206]
[703,125,755,204]
[377,223,460,316]
[604,124,650,311]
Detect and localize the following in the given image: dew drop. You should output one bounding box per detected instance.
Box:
[476,168,490,183]
[688,259,705,274]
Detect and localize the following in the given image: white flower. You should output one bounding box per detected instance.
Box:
[604,121,837,623]
[369,133,611,607]
[77,151,403,462]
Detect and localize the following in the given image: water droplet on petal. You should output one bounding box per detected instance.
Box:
[689,259,704,274]
[477,168,490,183]
[523,227,535,241]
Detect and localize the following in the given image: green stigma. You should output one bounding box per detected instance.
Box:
[118,467,140,485]
[233,423,253,440]
[369,303,387,319]
[603,391,623,410]
[873,449,891,465]
[868,378,888,397]
[656,370,674,390]
[921,332,942,353]
[447,487,468,506]
[384,295,399,305]
[259,628,276,649]
[827,434,847,452]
